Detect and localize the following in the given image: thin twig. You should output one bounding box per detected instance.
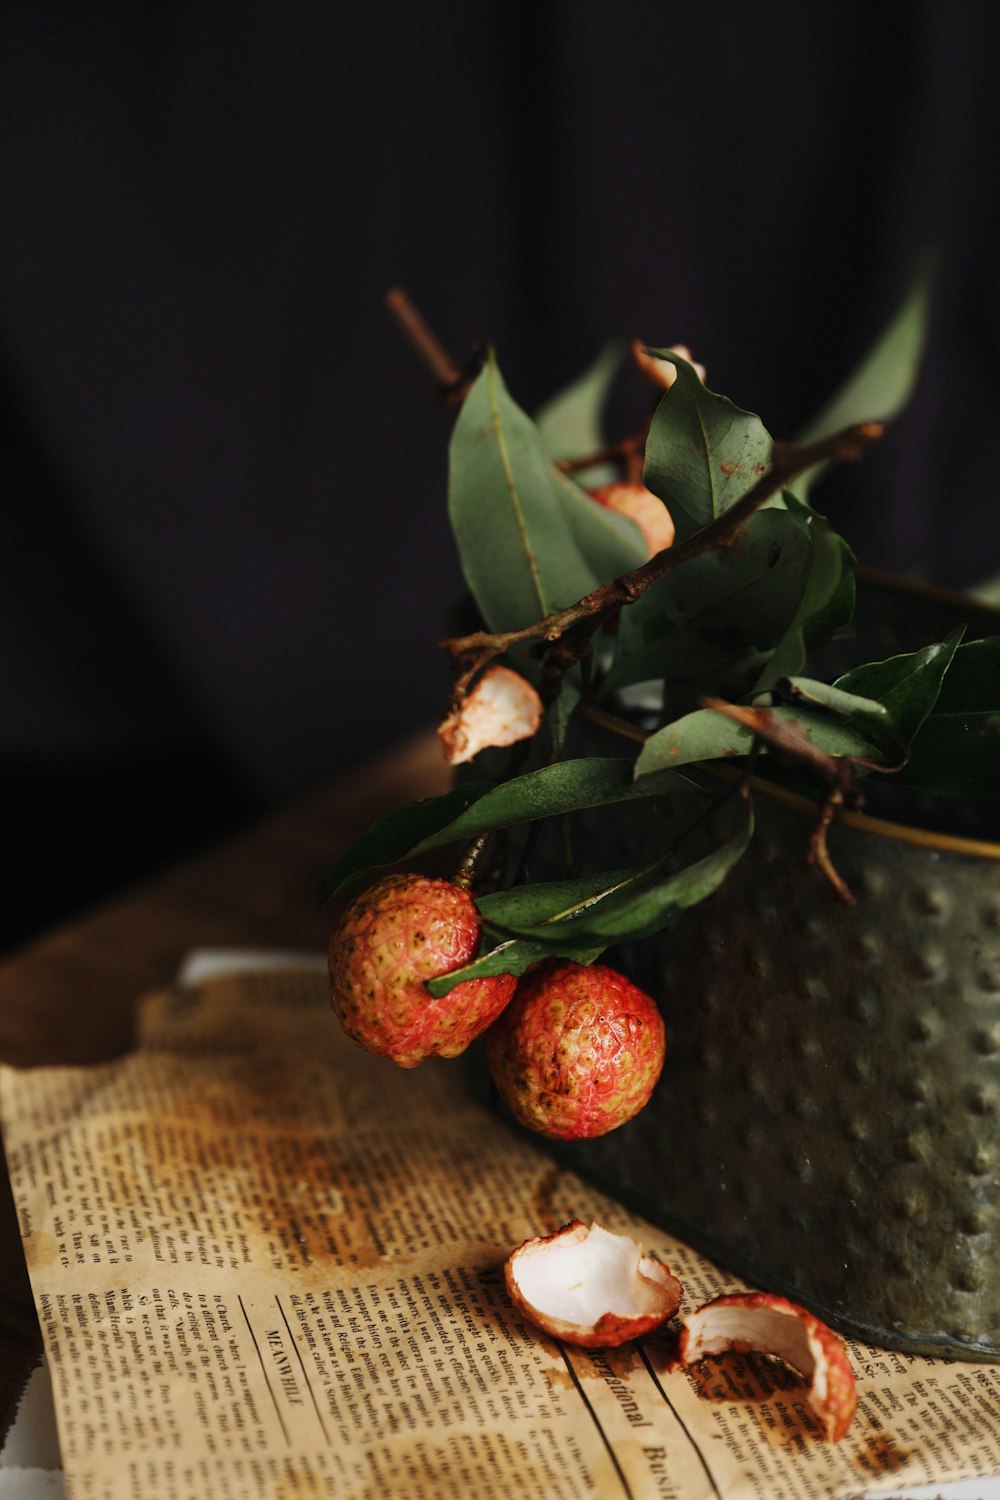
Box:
[806,789,857,907]
[384,287,472,407]
[555,426,648,475]
[701,698,863,905]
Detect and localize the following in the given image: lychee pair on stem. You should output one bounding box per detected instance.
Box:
[328,872,665,1140]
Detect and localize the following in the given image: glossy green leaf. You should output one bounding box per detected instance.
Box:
[834,628,964,742]
[426,934,605,995]
[933,637,1000,712]
[431,873,634,993]
[781,676,902,759]
[643,352,773,542]
[498,801,754,945]
[753,494,856,691]
[319,757,689,900]
[547,670,583,756]
[319,782,494,902]
[478,870,636,929]
[536,341,623,486]
[606,508,813,694]
[432,802,754,992]
[448,350,599,634]
[894,638,1000,798]
[790,260,933,500]
[894,714,1000,798]
[634,704,887,780]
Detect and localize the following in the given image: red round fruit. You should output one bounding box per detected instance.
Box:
[486,961,665,1139]
[329,873,516,1068]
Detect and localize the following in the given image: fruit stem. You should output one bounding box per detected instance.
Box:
[453,834,490,891]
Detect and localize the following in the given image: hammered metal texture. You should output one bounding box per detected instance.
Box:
[541,793,1000,1360]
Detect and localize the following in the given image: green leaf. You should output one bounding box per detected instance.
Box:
[790,260,933,500]
[606,508,813,694]
[643,352,773,543]
[634,704,887,780]
[426,935,605,995]
[834,628,964,743]
[478,870,637,929]
[781,676,903,759]
[431,801,755,991]
[447,349,599,635]
[319,757,689,900]
[894,714,1000,799]
[753,494,856,691]
[634,709,754,777]
[536,342,623,486]
[547,670,584,756]
[500,801,754,945]
[933,637,1000,712]
[893,638,1000,799]
[319,783,494,902]
[431,874,623,993]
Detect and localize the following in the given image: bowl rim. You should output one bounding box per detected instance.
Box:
[584,568,1000,860]
[583,703,1000,860]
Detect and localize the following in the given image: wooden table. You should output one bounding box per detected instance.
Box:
[0,733,450,1440]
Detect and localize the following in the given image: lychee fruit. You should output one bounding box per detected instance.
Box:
[329,873,516,1068]
[486,961,665,1139]
[588,482,675,559]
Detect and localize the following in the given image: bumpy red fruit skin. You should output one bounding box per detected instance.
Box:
[329,874,516,1068]
[486,962,665,1139]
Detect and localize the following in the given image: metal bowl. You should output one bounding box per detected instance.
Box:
[528,571,1000,1359]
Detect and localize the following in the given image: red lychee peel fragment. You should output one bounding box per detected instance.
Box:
[678,1292,857,1441]
[329,874,516,1068]
[505,1220,683,1348]
[438,665,542,766]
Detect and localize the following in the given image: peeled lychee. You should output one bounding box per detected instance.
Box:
[505,1220,683,1348]
[486,961,665,1139]
[678,1292,858,1441]
[329,874,516,1068]
[631,340,707,389]
[437,665,543,766]
[589,483,675,559]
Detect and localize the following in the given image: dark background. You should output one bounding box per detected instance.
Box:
[2,1,998,952]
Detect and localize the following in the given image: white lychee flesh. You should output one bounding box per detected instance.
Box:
[438,665,543,766]
[505,1220,682,1348]
[679,1293,857,1441]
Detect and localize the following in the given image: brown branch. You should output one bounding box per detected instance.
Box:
[701,699,863,906]
[555,426,648,476]
[806,789,857,907]
[384,287,472,407]
[442,421,884,696]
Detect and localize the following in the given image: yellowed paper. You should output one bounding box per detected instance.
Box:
[2,965,1000,1499]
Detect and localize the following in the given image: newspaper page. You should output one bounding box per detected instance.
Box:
[2,963,1000,1500]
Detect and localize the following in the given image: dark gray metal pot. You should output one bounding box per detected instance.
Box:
[510,573,1000,1360]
